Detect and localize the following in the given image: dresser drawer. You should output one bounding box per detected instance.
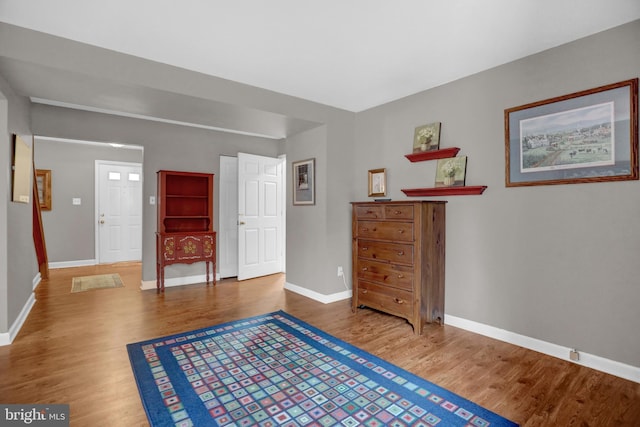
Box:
[356,221,413,242]
[358,240,414,265]
[162,234,215,262]
[357,280,413,319]
[384,205,414,220]
[354,205,384,219]
[357,259,413,291]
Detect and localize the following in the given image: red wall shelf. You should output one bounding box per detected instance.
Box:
[401,186,487,197]
[405,147,460,162]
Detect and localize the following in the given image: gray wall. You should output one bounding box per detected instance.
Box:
[33,139,143,263]
[0,84,8,333]
[353,20,640,367]
[0,74,36,333]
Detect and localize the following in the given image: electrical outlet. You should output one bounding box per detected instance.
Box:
[337,266,344,277]
[569,349,580,361]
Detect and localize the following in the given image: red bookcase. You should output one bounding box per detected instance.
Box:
[156,170,216,292]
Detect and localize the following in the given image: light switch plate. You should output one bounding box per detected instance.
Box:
[72,198,81,205]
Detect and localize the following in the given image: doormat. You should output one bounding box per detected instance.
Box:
[71,273,124,293]
[127,310,518,426]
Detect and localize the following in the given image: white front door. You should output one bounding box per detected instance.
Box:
[237,153,284,280]
[96,161,142,264]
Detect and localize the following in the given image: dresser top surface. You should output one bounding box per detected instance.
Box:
[351,200,447,205]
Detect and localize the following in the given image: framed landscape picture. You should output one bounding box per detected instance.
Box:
[505,79,638,187]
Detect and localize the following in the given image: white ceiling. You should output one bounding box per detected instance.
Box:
[2,0,639,113]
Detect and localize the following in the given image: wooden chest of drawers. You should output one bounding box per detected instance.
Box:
[351,201,446,334]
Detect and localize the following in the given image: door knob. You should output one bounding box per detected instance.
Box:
[99,219,105,224]
[239,221,246,225]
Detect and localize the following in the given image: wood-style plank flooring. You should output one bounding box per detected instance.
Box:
[0,263,638,426]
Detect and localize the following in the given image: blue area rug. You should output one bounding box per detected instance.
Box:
[127,311,518,426]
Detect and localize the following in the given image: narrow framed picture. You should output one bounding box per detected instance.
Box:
[292,158,315,205]
[368,168,387,197]
[505,78,638,187]
[36,169,52,210]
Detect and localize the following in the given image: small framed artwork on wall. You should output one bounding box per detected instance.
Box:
[368,168,387,197]
[292,158,315,205]
[36,169,52,210]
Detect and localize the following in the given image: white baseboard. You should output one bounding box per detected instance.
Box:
[284,281,351,304]
[445,314,640,384]
[32,273,41,290]
[0,293,36,346]
[140,273,221,291]
[49,259,96,269]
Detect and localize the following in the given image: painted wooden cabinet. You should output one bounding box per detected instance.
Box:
[156,170,216,292]
[351,201,445,334]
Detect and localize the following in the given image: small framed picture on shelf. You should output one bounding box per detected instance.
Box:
[435,156,467,187]
[368,168,387,197]
[413,122,441,153]
[292,158,315,205]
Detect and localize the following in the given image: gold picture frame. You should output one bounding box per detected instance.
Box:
[368,168,387,197]
[36,169,52,210]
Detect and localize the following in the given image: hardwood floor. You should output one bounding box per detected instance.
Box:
[0,263,638,426]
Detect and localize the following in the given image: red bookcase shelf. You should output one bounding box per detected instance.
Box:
[405,147,460,162]
[401,186,487,197]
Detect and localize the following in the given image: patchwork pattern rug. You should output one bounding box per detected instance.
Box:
[71,273,124,293]
[127,311,518,427]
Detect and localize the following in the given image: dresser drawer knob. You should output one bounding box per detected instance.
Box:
[362,247,368,251]
[361,289,368,294]
[397,274,404,278]
[362,267,368,271]
[394,298,404,304]
[362,227,369,232]
[398,229,405,234]
[397,251,404,256]
[394,210,402,215]
[366,210,374,214]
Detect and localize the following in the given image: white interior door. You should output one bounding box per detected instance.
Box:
[96,161,142,264]
[237,153,284,280]
[219,155,239,278]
